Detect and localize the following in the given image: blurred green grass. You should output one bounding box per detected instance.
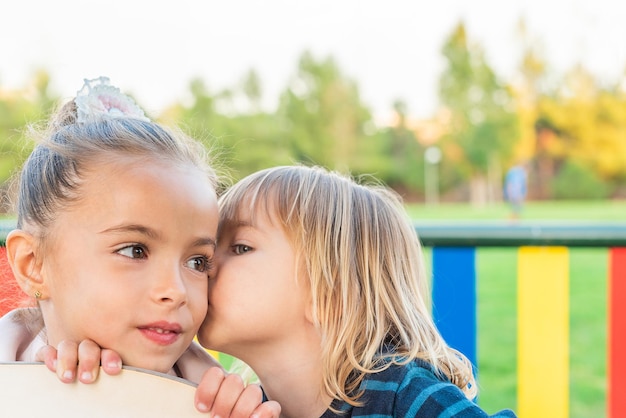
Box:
[405,200,626,221]
[415,200,618,417]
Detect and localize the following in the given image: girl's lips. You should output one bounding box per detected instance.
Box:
[138,322,182,345]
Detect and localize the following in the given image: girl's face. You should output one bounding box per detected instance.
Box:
[198,201,311,362]
[39,157,218,373]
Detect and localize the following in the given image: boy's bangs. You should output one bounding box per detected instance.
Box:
[218,176,281,228]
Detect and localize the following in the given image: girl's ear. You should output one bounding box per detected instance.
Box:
[5,230,46,299]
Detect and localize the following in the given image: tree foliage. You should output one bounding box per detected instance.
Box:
[0,71,56,184]
[274,51,374,171]
[170,77,286,184]
[539,66,626,178]
[438,23,520,203]
[2,30,626,206]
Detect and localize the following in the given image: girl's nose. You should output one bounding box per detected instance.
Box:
[152,266,187,306]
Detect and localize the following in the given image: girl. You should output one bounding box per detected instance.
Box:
[197,165,517,417]
[0,77,279,417]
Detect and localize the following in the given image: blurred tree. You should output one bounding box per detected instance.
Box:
[170,77,229,158]
[551,160,610,200]
[0,70,56,210]
[277,51,374,172]
[171,76,286,184]
[0,72,56,213]
[242,69,262,113]
[374,99,424,196]
[438,22,520,205]
[534,65,626,198]
[512,17,549,162]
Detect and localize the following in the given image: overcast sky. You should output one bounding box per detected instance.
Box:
[1,0,625,122]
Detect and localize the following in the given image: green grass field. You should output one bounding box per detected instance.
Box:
[412,200,623,417]
[405,200,626,221]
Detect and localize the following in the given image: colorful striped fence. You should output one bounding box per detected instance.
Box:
[1,221,625,417]
[419,222,626,418]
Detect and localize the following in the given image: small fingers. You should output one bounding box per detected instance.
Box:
[55,340,79,382]
[76,339,102,383]
[35,345,57,372]
[209,372,245,418]
[36,340,123,385]
[35,345,58,372]
[227,383,265,418]
[251,399,282,418]
[195,367,227,413]
[100,349,123,376]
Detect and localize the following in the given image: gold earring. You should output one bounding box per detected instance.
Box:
[34,290,42,299]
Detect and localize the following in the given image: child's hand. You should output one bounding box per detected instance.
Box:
[36,341,281,416]
[195,367,281,417]
[35,339,122,383]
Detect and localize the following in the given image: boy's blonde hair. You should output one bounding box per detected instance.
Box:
[218,165,476,406]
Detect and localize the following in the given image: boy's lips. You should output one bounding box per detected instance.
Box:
[138,322,183,345]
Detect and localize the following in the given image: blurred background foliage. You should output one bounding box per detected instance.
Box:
[2,20,626,211]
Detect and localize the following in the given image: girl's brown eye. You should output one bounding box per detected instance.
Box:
[117,245,147,259]
[186,256,213,273]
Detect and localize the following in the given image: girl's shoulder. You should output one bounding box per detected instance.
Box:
[174,341,222,384]
[0,308,45,362]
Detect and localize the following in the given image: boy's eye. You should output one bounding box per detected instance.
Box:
[233,244,252,255]
[117,245,147,259]
[186,256,212,273]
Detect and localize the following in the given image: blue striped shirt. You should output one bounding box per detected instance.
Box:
[318,359,517,417]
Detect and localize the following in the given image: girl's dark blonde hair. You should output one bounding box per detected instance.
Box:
[15,100,217,236]
[218,165,477,407]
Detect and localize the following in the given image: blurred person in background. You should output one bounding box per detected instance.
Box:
[504,162,528,220]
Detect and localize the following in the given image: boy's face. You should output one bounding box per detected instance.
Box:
[39,157,218,373]
[199,202,311,363]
